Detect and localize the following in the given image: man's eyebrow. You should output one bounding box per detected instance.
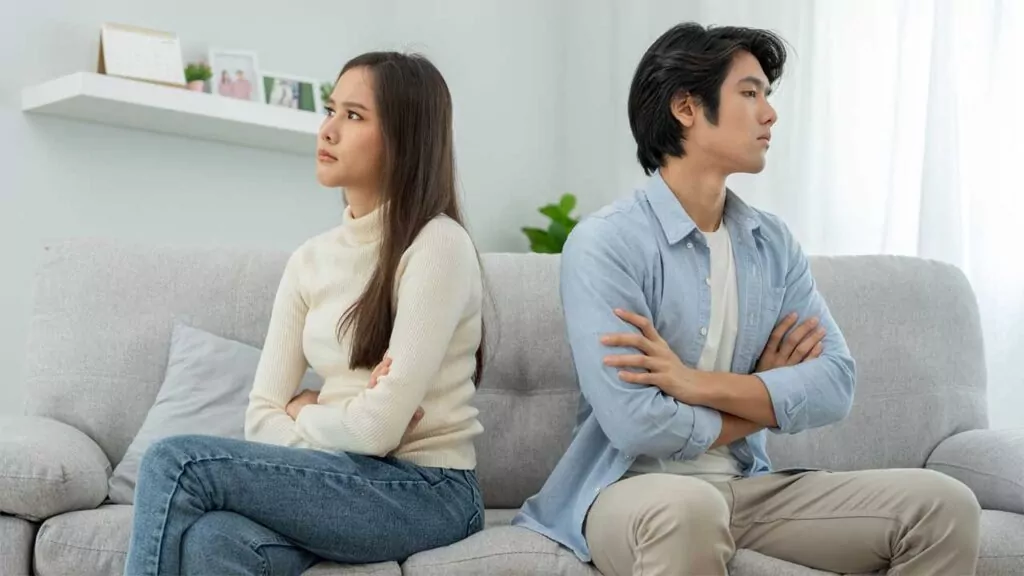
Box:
[739,76,773,95]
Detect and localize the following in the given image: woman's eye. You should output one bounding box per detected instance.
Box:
[347,111,362,121]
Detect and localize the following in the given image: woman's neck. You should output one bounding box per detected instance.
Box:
[344,188,380,218]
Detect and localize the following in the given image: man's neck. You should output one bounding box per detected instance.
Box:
[659,156,728,232]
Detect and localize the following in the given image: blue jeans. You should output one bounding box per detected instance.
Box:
[124,434,483,576]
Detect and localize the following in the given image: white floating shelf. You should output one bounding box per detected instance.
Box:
[21,72,322,156]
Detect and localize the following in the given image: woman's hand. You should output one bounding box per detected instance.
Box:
[368,356,425,446]
[285,390,319,420]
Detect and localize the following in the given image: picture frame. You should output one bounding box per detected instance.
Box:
[98,23,186,87]
[262,72,322,114]
[208,48,264,103]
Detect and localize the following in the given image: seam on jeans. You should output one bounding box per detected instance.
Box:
[181,455,450,487]
[927,461,1024,493]
[37,536,127,555]
[247,541,275,576]
[152,458,190,574]
[980,554,1024,559]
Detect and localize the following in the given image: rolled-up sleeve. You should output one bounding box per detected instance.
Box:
[756,223,856,434]
[561,218,721,460]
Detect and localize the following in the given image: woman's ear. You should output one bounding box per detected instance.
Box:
[671,92,699,128]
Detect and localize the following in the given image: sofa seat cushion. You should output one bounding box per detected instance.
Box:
[0,514,36,576]
[32,504,401,576]
[978,510,1024,576]
[35,504,132,576]
[402,525,600,576]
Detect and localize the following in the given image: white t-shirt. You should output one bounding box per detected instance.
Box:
[626,220,743,481]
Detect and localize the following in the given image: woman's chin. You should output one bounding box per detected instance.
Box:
[315,169,345,188]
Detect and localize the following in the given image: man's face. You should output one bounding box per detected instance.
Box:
[684,51,777,174]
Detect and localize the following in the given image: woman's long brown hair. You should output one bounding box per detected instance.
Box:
[335,52,484,385]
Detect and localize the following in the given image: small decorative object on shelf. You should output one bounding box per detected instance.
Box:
[319,81,334,113]
[208,48,264,103]
[183,61,211,92]
[522,194,580,254]
[97,22,186,87]
[263,72,321,113]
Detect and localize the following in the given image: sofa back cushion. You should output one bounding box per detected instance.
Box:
[24,239,290,465]
[24,241,987,508]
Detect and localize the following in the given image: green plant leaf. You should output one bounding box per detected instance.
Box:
[548,221,569,251]
[522,226,549,245]
[559,194,577,215]
[539,205,574,229]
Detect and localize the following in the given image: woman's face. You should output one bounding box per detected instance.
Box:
[316,67,384,191]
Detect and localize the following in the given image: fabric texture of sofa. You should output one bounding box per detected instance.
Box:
[1,238,1022,575]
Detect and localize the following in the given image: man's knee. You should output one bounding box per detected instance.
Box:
[586,475,733,576]
[590,474,731,543]
[641,475,731,534]
[899,469,981,540]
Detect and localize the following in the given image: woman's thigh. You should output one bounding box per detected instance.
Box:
[139,434,482,563]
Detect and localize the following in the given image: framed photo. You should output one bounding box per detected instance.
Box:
[208,48,263,103]
[98,23,186,86]
[262,72,322,113]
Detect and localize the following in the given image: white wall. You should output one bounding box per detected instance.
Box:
[0,0,565,413]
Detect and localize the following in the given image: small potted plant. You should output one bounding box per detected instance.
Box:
[522,193,580,253]
[184,61,212,92]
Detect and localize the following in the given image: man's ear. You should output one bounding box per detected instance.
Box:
[671,92,700,128]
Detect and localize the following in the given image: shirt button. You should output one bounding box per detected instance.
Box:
[686,242,694,249]
[700,327,708,336]
[705,277,711,286]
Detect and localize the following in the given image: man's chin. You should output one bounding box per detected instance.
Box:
[741,156,768,174]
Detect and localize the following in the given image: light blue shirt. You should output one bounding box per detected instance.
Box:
[511,172,857,562]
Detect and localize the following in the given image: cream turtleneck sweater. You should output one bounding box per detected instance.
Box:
[244,205,484,469]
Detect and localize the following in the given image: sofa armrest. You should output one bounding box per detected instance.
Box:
[0,416,111,521]
[926,428,1024,514]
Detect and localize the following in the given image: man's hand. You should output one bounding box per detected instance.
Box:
[286,390,319,420]
[756,313,825,372]
[368,356,424,447]
[601,309,705,404]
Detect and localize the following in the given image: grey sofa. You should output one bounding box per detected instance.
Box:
[1,239,1022,576]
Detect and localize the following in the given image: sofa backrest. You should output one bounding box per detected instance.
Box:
[23,240,988,509]
[24,240,289,465]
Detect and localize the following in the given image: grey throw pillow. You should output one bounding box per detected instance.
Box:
[107,323,323,504]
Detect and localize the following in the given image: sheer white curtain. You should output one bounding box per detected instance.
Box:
[563,0,1023,428]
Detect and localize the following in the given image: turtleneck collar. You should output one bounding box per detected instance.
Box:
[340,203,384,245]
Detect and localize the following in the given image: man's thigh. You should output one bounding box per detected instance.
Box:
[585,474,733,576]
[725,468,965,574]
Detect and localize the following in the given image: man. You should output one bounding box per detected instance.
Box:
[513,22,981,575]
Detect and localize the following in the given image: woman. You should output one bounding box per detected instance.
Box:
[124,52,486,576]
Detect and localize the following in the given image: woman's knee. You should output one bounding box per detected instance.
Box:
[180,512,265,574]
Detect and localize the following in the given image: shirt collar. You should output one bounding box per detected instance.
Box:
[645,170,762,245]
